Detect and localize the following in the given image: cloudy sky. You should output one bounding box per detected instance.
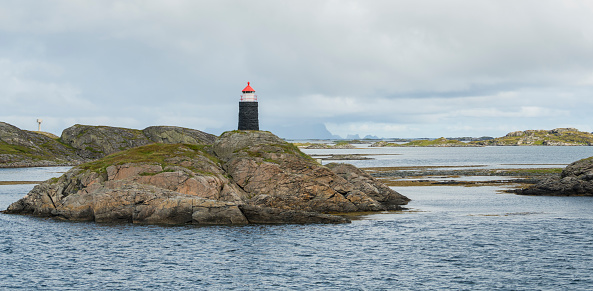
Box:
[1,0,592,139]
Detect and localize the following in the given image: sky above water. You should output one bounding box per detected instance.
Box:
[1,0,592,138]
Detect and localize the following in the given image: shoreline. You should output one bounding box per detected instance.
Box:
[0,181,45,185]
[0,164,560,191]
[364,165,562,190]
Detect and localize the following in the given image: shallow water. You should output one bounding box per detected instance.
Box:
[304,145,593,168]
[1,148,593,290]
[0,166,71,182]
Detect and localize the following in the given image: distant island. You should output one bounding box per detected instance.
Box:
[371,137,479,147]
[370,128,593,147]
[294,141,356,149]
[471,128,593,146]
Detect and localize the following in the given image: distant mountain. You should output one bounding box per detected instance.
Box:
[264,123,335,140]
[363,135,380,139]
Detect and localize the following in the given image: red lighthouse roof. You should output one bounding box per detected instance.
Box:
[242,82,255,92]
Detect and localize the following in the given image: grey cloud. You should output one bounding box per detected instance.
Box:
[1,0,592,137]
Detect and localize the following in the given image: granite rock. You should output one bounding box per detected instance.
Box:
[5,131,410,225]
[516,157,593,196]
[0,122,84,167]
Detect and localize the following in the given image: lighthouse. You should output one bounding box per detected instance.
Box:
[238,82,259,131]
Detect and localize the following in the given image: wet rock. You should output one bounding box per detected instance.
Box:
[239,205,349,224]
[326,163,410,210]
[516,157,593,196]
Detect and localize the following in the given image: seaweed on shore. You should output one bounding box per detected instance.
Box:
[365,166,561,188]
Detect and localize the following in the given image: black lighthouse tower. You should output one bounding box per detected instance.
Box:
[238,82,259,130]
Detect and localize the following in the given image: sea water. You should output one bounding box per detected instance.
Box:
[306,145,593,168]
[1,147,593,290]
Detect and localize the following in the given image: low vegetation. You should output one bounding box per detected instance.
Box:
[79,143,217,174]
[471,128,593,146]
[0,141,66,163]
[293,142,355,149]
[365,166,562,188]
[371,138,477,147]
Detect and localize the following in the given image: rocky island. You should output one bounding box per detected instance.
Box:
[3,130,409,225]
[294,142,356,149]
[472,128,593,146]
[516,156,593,196]
[371,137,479,147]
[368,128,593,147]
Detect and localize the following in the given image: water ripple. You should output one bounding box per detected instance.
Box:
[2,163,593,290]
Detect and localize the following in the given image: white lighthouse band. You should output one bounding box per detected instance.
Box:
[240,82,257,102]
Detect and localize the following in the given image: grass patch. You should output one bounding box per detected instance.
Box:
[0,141,50,162]
[503,168,562,175]
[364,166,562,177]
[371,138,476,147]
[31,131,59,139]
[0,139,79,164]
[78,143,218,174]
[139,168,177,176]
[390,138,473,147]
[472,129,593,146]
[334,140,351,146]
[242,142,316,163]
[185,144,221,165]
[379,178,529,187]
[84,146,104,154]
[275,143,316,161]
[0,142,29,155]
[293,142,355,149]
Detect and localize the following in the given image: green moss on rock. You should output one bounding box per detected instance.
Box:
[473,128,593,146]
[79,143,219,174]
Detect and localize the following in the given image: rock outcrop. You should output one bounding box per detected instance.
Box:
[4,131,409,225]
[297,143,356,149]
[473,128,593,146]
[142,126,217,145]
[516,157,593,196]
[60,124,216,160]
[0,122,216,167]
[371,138,479,147]
[0,122,84,167]
[60,125,151,160]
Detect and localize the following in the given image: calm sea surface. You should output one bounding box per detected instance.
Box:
[1,147,593,290]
